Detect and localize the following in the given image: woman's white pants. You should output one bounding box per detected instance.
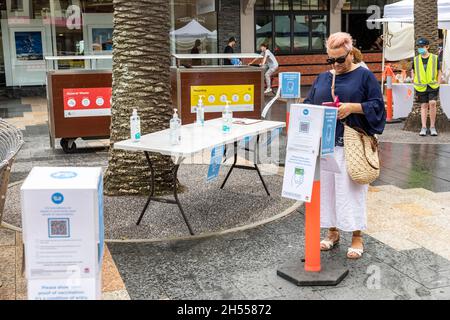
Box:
[320,147,369,232]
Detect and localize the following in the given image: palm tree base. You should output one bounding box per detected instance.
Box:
[403,103,450,133]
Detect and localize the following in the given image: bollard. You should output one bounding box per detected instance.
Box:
[277,105,349,287]
[384,65,395,122]
[304,180,321,272]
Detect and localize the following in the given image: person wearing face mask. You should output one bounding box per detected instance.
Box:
[412,38,442,137]
[303,32,386,260]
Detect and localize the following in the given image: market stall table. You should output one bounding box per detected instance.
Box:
[392,83,415,119]
[114,118,286,235]
[171,53,265,125]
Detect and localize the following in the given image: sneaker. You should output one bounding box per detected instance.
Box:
[430,127,438,136]
[264,88,272,94]
[419,128,428,136]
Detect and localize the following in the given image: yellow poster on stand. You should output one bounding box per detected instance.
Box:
[191,84,254,113]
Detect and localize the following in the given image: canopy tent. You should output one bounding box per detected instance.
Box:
[376,0,450,29]
[170,20,217,55]
[384,23,415,61]
[170,19,214,38]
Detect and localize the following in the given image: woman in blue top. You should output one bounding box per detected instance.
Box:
[304,32,386,260]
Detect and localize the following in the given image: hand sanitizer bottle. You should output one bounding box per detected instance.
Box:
[222,101,233,134]
[130,109,141,142]
[170,109,182,145]
[196,95,205,126]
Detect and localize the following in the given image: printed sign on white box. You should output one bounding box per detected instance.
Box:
[21,167,104,300]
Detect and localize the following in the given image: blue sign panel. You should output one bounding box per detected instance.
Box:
[207,145,224,182]
[281,72,301,99]
[321,109,338,157]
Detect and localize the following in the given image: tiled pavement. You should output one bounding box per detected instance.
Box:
[108,211,450,300]
[2,96,450,300]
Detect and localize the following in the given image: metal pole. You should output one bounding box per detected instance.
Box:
[381,23,387,95]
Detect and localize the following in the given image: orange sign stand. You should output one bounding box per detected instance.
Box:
[304,180,321,272]
[384,65,395,122]
[277,115,349,286]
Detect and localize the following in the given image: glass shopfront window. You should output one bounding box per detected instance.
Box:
[170,0,218,56]
[0,0,114,91]
[342,0,400,51]
[255,0,329,54]
[0,0,218,95]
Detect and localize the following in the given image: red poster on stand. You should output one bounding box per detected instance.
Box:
[63,87,112,118]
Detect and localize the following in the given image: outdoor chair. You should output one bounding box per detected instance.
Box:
[0,119,24,225]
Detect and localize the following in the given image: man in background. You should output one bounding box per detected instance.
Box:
[223,37,237,66]
[191,39,202,66]
[411,38,442,137]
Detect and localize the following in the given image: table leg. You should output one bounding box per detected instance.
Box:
[220,135,271,196]
[136,153,194,235]
[254,163,271,196]
[220,142,238,190]
[173,162,194,235]
[137,152,155,226]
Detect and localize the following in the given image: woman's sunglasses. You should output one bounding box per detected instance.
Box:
[327,52,350,65]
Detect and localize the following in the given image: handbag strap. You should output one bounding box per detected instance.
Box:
[331,70,337,102]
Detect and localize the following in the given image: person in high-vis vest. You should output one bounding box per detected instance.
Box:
[412,38,442,137]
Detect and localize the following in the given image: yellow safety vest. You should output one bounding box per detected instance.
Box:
[414,53,440,92]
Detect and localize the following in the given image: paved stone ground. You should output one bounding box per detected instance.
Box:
[2,96,450,300]
[380,122,450,144]
[108,211,450,300]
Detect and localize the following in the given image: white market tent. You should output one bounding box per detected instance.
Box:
[170,19,214,38]
[378,0,450,29]
[369,0,450,88]
[170,20,217,54]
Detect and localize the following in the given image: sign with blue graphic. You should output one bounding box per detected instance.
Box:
[51,171,78,179]
[207,145,224,182]
[22,167,104,300]
[51,193,64,205]
[321,108,338,157]
[281,72,301,99]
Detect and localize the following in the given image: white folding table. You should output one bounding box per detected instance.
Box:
[114,118,286,235]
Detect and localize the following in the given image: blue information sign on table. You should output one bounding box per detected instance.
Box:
[280,72,301,99]
[321,108,338,157]
[207,145,224,182]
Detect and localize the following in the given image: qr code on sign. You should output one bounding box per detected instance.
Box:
[300,121,310,134]
[48,219,70,238]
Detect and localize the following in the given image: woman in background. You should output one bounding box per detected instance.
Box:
[352,47,369,70]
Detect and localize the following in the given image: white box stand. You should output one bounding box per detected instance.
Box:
[21,167,104,300]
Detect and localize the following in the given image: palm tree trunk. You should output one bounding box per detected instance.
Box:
[414,0,439,52]
[404,0,450,132]
[105,0,175,195]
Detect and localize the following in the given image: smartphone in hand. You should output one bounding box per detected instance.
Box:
[322,96,340,108]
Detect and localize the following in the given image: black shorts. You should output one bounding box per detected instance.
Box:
[416,89,439,104]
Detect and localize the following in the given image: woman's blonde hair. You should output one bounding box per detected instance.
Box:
[352,47,364,64]
[327,32,353,52]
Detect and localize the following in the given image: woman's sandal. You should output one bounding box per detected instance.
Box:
[320,232,340,251]
[347,235,364,260]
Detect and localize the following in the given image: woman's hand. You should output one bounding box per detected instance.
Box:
[338,103,354,119]
[338,103,364,119]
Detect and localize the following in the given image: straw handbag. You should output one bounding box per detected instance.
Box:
[343,124,380,185]
[331,71,380,185]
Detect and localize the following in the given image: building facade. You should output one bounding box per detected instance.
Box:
[0,0,396,98]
